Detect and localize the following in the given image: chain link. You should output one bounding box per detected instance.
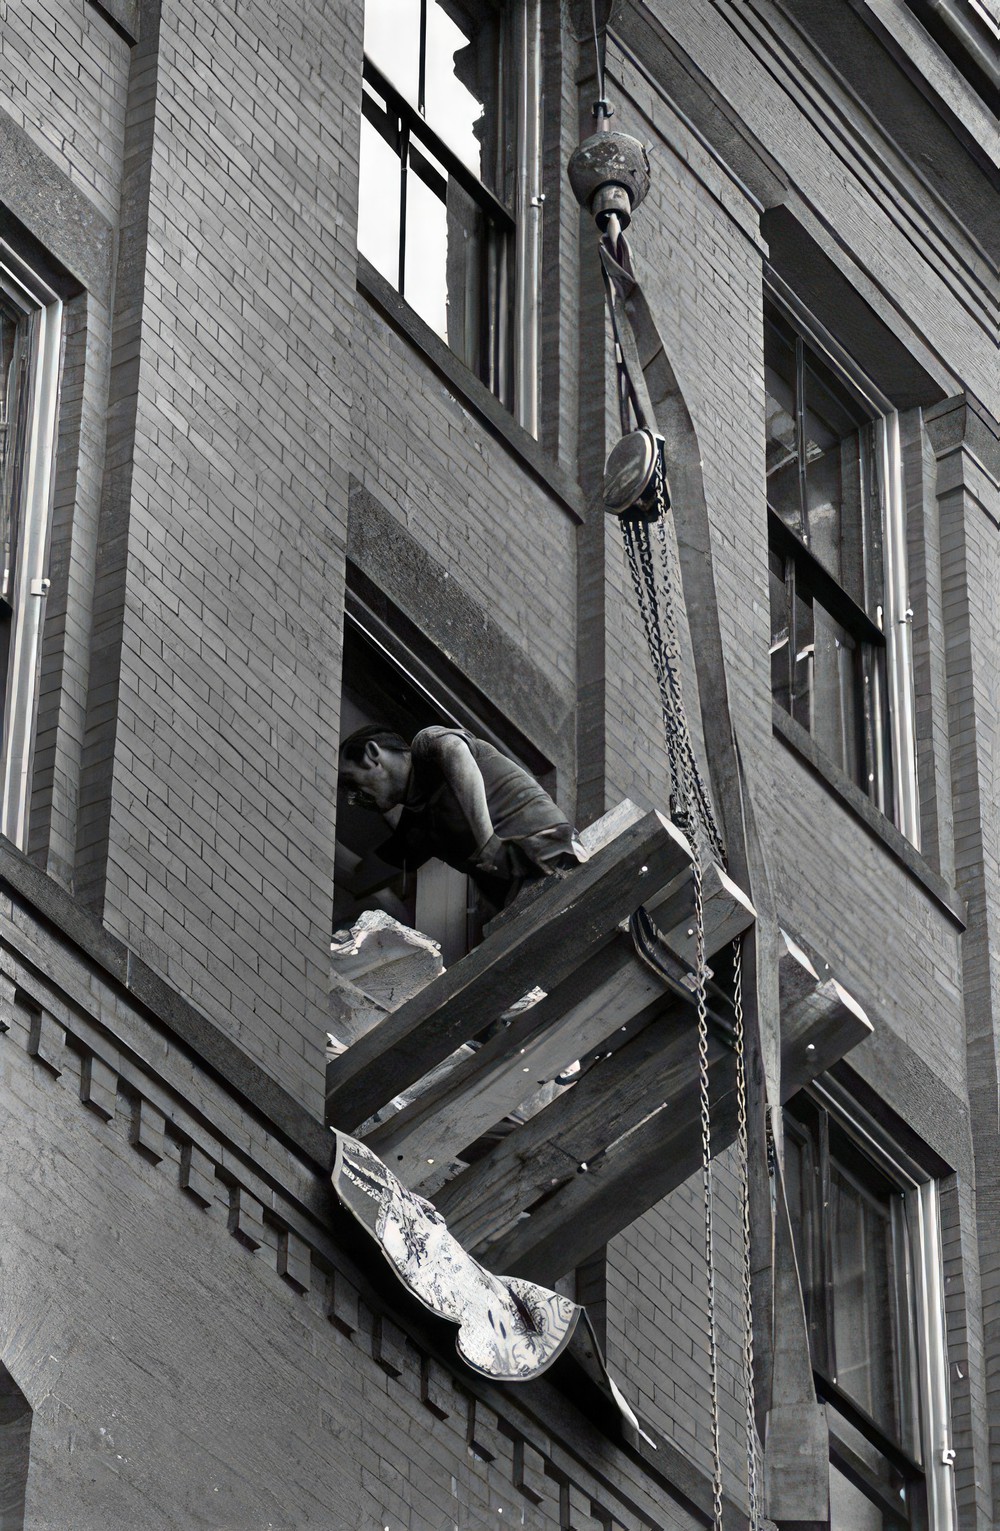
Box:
[733,937,762,1528]
[619,443,763,1528]
[694,828,725,1530]
[620,456,725,864]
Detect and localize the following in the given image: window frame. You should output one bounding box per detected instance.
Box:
[357,0,542,430]
[361,56,516,408]
[764,270,919,845]
[785,1078,957,1530]
[0,242,63,850]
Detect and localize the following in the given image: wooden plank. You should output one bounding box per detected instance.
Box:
[435,1002,693,1247]
[780,976,871,1095]
[369,863,752,1184]
[366,934,667,1182]
[479,961,871,1283]
[478,1042,736,1280]
[325,811,692,1130]
[650,861,756,969]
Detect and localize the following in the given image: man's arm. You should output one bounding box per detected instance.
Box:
[422,731,495,853]
[335,840,403,897]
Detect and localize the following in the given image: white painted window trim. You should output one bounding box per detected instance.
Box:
[877,410,921,847]
[0,244,63,849]
[764,271,921,847]
[809,1077,957,1530]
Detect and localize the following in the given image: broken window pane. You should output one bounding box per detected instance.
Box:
[423,0,492,182]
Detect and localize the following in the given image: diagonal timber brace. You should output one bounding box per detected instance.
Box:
[464,938,872,1284]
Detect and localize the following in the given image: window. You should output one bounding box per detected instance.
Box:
[785,1083,956,1530]
[334,591,553,962]
[0,243,62,849]
[765,279,918,842]
[358,0,540,420]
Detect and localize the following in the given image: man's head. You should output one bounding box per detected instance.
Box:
[339,725,412,813]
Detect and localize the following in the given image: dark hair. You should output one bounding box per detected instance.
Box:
[339,724,410,764]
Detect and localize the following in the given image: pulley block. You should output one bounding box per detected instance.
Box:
[603,428,669,518]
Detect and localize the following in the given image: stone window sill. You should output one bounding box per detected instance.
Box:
[772,704,965,929]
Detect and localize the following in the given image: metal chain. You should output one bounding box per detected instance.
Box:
[624,515,687,822]
[695,829,725,1530]
[733,936,762,1528]
[619,455,725,865]
[619,445,763,1528]
[652,503,726,863]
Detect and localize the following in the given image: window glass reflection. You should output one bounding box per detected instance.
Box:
[364,0,420,107]
[358,105,402,288]
[424,0,487,179]
[404,149,449,340]
[359,0,514,407]
[0,303,31,609]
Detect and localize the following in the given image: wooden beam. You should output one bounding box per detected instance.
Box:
[368,859,754,1185]
[780,976,872,1096]
[477,958,872,1283]
[435,1003,694,1247]
[367,933,666,1184]
[477,1039,735,1281]
[325,811,692,1130]
[777,928,872,1097]
[648,860,756,969]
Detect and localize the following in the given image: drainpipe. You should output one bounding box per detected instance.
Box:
[514,0,542,438]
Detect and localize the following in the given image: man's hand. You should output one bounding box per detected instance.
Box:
[470,833,540,881]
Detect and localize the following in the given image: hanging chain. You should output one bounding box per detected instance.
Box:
[606,242,763,1518]
[653,505,725,863]
[733,936,762,1528]
[620,451,722,859]
[620,447,767,1527]
[694,829,725,1529]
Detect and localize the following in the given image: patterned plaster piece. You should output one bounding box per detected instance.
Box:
[332,1132,580,1381]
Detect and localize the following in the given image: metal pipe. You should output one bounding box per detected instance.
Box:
[0,271,62,848]
[878,411,920,848]
[514,0,542,438]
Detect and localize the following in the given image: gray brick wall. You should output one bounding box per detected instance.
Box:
[1,886,700,1531]
[92,0,365,1114]
[0,0,129,224]
[349,301,579,712]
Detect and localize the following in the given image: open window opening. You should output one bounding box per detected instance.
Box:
[785,1080,956,1531]
[765,277,919,843]
[0,239,63,850]
[334,585,554,966]
[358,0,541,423]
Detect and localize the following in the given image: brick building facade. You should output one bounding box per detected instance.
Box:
[1,0,998,1526]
